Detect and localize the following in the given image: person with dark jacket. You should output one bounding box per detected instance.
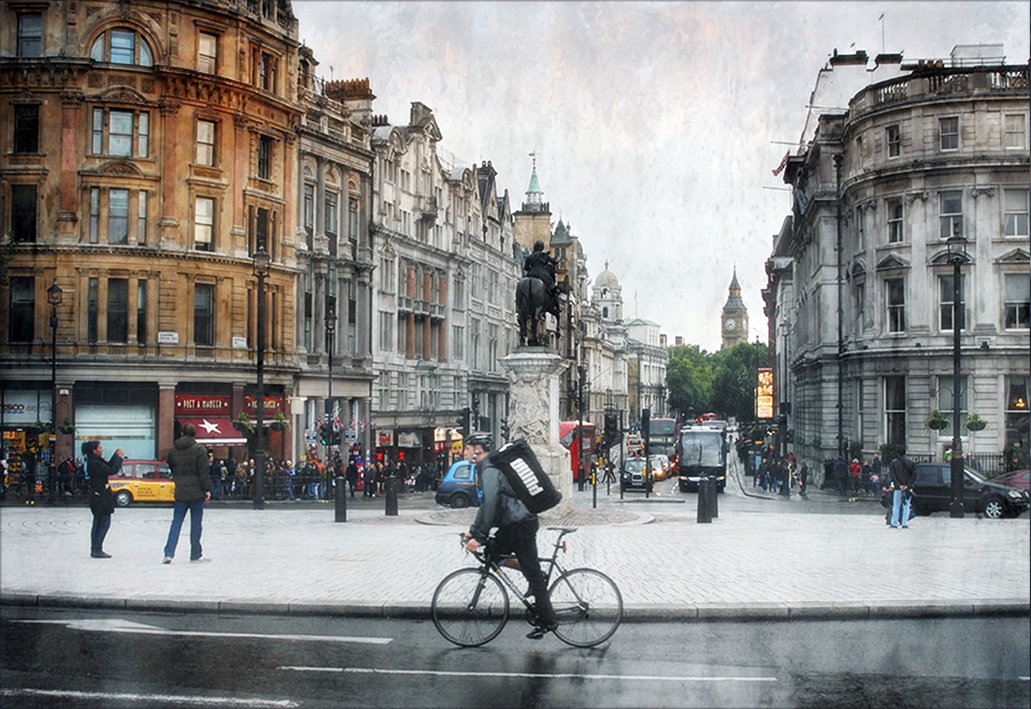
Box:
[888,446,917,529]
[163,423,212,563]
[462,433,558,640]
[82,440,124,558]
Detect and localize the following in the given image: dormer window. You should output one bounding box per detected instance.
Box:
[91,28,154,67]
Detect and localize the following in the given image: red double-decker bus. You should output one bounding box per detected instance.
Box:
[560,421,595,482]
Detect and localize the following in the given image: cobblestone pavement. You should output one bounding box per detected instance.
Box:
[1,456,1027,621]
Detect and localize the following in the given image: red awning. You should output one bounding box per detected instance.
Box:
[177,417,247,445]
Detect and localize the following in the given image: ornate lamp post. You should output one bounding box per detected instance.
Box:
[47,281,63,471]
[946,233,970,518]
[325,294,336,459]
[252,246,271,510]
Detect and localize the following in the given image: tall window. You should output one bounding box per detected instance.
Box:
[938,274,966,331]
[90,28,153,66]
[11,184,37,243]
[257,135,272,179]
[452,325,464,360]
[886,278,905,333]
[194,197,215,251]
[470,319,481,369]
[9,277,35,343]
[1004,114,1026,150]
[1004,188,1029,237]
[488,324,499,373]
[379,311,393,351]
[885,376,906,446]
[107,279,128,343]
[196,120,216,166]
[453,277,465,309]
[303,183,314,239]
[17,14,43,57]
[380,256,395,292]
[13,104,40,153]
[198,32,218,73]
[108,188,129,245]
[938,191,963,239]
[855,207,866,250]
[1005,376,1030,462]
[136,280,147,343]
[886,198,904,243]
[886,124,901,158]
[89,188,100,243]
[91,108,150,158]
[937,375,968,425]
[939,116,959,150]
[257,52,278,92]
[349,197,359,243]
[324,191,338,236]
[1004,274,1030,329]
[137,191,148,245]
[87,278,99,343]
[194,283,214,347]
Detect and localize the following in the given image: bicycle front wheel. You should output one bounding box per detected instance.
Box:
[431,568,509,647]
[549,568,623,647]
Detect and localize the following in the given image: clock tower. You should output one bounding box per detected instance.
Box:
[721,269,748,349]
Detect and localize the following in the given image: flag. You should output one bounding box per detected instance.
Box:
[772,151,790,176]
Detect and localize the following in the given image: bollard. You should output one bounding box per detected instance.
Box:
[385,473,398,516]
[709,475,719,519]
[335,477,347,522]
[696,477,712,523]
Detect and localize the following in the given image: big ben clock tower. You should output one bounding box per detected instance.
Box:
[721,269,748,349]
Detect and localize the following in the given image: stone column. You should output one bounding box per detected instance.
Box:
[501,349,572,516]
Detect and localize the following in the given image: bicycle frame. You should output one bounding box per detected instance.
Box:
[468,528,571,612]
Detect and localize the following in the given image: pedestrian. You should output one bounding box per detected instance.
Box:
[346,457,359,497]
[798,458,809,497]
[833,455,849,499]
[848,458,862,499]
[162,423,212,563]
[888,445,917,529]
[363,461,377,497]
[208,453,222,500]
[461,433,559,640]
[82,440,124,559]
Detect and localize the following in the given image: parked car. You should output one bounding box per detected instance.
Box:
[882,463,1030,519]
[435,460,480,509]
[620,458,653,492]
[108,459,174,507]
[994,469,1030,492]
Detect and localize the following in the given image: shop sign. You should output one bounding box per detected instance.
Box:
[377,429,394,447]
[433,427,447,443]
[243,396,284,416]
[756,368,774,419]
[398,431,421,448]
[175,394,231,414]
[1,391,49,423]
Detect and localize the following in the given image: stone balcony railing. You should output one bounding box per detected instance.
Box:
[853,64,1030,115]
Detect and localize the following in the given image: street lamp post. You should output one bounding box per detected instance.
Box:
[325,296,336,491]
[252,246,271,510]
[947,234,969,518]
[47,281,63,493]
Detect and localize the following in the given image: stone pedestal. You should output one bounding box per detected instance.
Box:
[501,347,572,516]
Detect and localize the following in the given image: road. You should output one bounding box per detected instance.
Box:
[2,606,1028,708]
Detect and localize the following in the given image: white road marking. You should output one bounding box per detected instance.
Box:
[17,618,391,645]
[278,666,777,682]
[1,688,298,707]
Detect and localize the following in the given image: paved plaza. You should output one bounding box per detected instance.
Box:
[2,460,1028,621]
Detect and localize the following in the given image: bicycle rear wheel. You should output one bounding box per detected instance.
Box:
[431,568,509,647]
[549,568,623,647]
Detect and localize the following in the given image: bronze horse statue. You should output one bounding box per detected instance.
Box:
[516,277,565,347]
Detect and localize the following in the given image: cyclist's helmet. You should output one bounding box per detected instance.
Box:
[465,432,494,452]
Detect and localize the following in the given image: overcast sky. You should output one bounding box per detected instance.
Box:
[292,1,1029,352]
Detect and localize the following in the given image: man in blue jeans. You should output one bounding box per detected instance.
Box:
[889,446,917,529]
[163,423,212,563]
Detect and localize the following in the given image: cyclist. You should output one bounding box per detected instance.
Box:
[462,432,558,640]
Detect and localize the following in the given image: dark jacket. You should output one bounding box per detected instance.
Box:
[167,436,211,501]
[469,459,534,544]
[889,455,917,488]
[85,451,123,492]
[523,251,557,289]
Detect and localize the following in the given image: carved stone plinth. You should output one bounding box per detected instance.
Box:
[501,347,572,516]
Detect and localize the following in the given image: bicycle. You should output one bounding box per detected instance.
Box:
[431,526,623,648]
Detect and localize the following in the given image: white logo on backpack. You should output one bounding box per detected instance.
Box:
[509,456,543,497]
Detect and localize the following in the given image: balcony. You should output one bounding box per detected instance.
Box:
[855,64,1029,114]
[398,295,414,313]
[419,196,438,222]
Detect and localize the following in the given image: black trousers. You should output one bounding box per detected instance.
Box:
[493,518,557,627]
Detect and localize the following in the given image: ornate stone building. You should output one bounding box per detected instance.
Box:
[768,46,1030,468]
[369,103,521,464]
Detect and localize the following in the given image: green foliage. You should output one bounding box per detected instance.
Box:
[666,341,767,422]
[964,412,986,431]
[927,409,949,430]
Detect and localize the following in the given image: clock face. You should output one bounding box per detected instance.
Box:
[725,318,736,331]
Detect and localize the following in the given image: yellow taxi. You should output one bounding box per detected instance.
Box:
[109,459,175,506]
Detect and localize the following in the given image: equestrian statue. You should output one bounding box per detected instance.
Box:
[516,240,565,347]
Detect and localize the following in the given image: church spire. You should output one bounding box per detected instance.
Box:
[525,150,544,211]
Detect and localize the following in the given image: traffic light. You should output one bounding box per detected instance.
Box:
[456,407,471,435]
[319,421,332,445]
[604,412,619,447]
[641,407,650,444]
[500,417,511,442]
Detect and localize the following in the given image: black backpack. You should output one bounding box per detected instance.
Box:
[488,439,562,514]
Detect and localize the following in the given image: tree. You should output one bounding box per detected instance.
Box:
[666,344,714,417]
[710,342,765,422]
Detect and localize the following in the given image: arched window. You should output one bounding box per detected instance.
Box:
[91,28,153,66]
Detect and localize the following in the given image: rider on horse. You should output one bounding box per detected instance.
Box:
[523,240,560,317]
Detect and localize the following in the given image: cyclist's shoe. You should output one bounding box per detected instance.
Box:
[526,623,557,640]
